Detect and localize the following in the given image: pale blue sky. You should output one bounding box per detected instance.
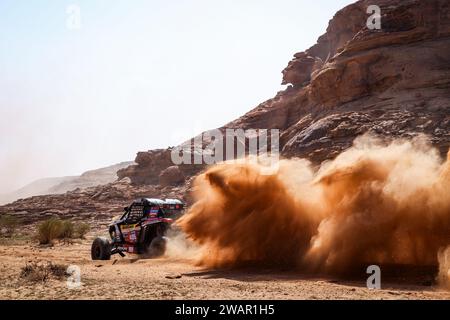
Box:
[0,0,354,192]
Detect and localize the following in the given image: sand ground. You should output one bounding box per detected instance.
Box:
[0,238,449,300]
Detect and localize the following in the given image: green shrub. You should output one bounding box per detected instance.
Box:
[60,220,74,239]
[37,218,89,244]
[38,218,64,244]
[74,222,90,239]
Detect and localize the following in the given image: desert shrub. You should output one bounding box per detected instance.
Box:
[60,220,74,239]
[74,222,90,239]
[37,218,64,244]
[47,263,68,279]
[0,214,20,237]
[20,262,50,283]
[20,261,68,283]
[37,218,84,244]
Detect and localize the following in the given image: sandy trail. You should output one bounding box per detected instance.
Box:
[0,239,448,300]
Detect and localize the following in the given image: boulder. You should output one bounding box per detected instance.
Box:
[159,166,185,187]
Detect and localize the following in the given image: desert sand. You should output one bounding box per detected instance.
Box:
[0,238,448,300]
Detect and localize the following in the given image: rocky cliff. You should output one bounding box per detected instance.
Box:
[120,0,450,185]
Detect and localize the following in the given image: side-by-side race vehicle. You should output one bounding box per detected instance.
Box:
[91,198,185,260]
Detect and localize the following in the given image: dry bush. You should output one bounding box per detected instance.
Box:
[20,261,68,283]
[47,263,68,279]
[37,218,88,244]
[74,222,90,239]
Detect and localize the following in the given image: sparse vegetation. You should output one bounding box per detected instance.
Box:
[74,222,90,239]
[37,218,90,244]
[20,261,68,283]
[37,218,64,244]
[0,234,32,246]
[60,220,74,239]
[0,214,20,238]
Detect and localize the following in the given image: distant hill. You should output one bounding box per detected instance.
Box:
[0,161,134,205]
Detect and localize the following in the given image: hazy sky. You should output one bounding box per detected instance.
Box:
[0,0,353,193]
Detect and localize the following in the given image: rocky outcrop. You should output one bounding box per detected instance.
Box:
[117,149,172,185]
[116,0,450,185]
[282,53,322,87]
[117,148,204,186]
[159,166,185,187]
[227,0,450,162]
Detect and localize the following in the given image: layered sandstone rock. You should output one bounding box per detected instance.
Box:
[117,149,172,185]
[228,0,450,163]
[159,166,185,187]
[115,0,450,184]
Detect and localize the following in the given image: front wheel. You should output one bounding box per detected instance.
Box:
[91,237,111,260]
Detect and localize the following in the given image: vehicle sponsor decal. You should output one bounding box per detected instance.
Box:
[143,217,163,225]
[121,224,137,230]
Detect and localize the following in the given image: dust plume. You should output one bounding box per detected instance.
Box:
[164,229,202,261]
[177,135,450,282]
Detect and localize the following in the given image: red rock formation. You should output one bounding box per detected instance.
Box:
[228,0,450,162]
[117,149,172,185]
[159,166,185,187]
[118,0,449,186]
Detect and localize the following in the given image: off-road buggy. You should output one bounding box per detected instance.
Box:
[91,198,184,260]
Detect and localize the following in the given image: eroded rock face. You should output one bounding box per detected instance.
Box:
[117,148,205,186]
[159,166,185,187]
[227,0,450,163]
[117,0,450,186]
[117,149,172,185]
[282,53,322,87]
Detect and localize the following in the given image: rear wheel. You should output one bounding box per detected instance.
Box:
[91,237,111,260]
[143,223,169,257]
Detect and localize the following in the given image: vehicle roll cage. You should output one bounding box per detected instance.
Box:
[119,198,184,222]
